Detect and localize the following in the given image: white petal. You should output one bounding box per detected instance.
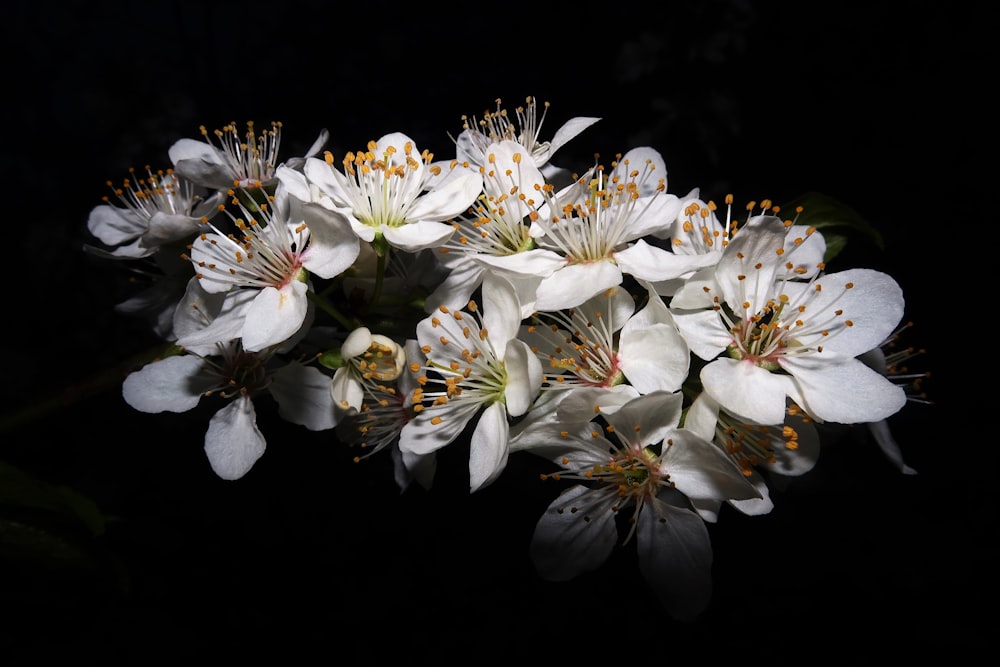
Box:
[174,282,256,354]
[545,117,601,162]
[502,339,542,417]
[300,206,361,278]
[121,355,212,413]
[618,323,690,393]
[406,171,483,222]
[701,357,792,425]
[269,362,338,431]
[241,282,309,352]
[383,220,455,252]
[533,261,622,311]
[616,239,719,281]
[670,308,731,361]
[637,497,713,621]
[468,401,509,492]
[662,429,761,502]
[398,401,480,455]
[783,354,907,423]
[204,397,266,480]
[481,273,522,351]
[604,391,683,446]
[530,485,617,581]
[168,139,234,190]
[868,419,918,475]
[330,367,364,413]
[87,205,144,245]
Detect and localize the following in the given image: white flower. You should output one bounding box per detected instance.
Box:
[330,327,407,415]
[426,139,552,315]
[86,166,224,258]
[399,274,542,492]
[337,340,437,492]
[525,147,701,311]
[168,120,328,191]
[517,391,759,621]
[302,132,483,253]
[649,195,827,297]
[683,391,821,519]
[857,321,928,475]
[175,165,355,352]
[452,96,600,177]
[670,214,908,425]
[122,343,337,480]
[522,283,689,398]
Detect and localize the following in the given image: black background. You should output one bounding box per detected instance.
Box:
[2,1,984,663]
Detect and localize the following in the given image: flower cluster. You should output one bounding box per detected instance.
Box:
[86,98,925,620]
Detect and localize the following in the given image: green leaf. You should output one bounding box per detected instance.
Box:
[0,460,106,538]
[780,192,883,264]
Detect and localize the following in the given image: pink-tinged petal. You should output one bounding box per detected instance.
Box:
[670,309,731,361]
[502,339,542,417]
[534,261,622,311]
[782,354,907,423]
[637,498,713,621]
[406,171,483,222]
[468,401,510,492]
[87,205,144,245]
[383,220,455,252]
[204,396,266,480]
[269,362,338,431]
[530,484,617,581]
[122,355,213,413]
[662,429,760,502]
[241,282,309,352]
[616,239,718,282]
[619,323,689,394]
[701,357,792,425]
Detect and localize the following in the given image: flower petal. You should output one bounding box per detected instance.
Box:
[204,396,266,480]
[468,401,509,492]
[530,484,617,581]
[241,282,309,352]
[637,497,713,621]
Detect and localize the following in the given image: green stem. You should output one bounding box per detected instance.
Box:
[0,342,180,433]
[307,290,356,330]
[368,249,387,315]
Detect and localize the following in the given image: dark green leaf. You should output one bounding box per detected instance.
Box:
[781,191,883,264]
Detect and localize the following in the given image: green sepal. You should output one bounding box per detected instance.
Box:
[317,349,345,370]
